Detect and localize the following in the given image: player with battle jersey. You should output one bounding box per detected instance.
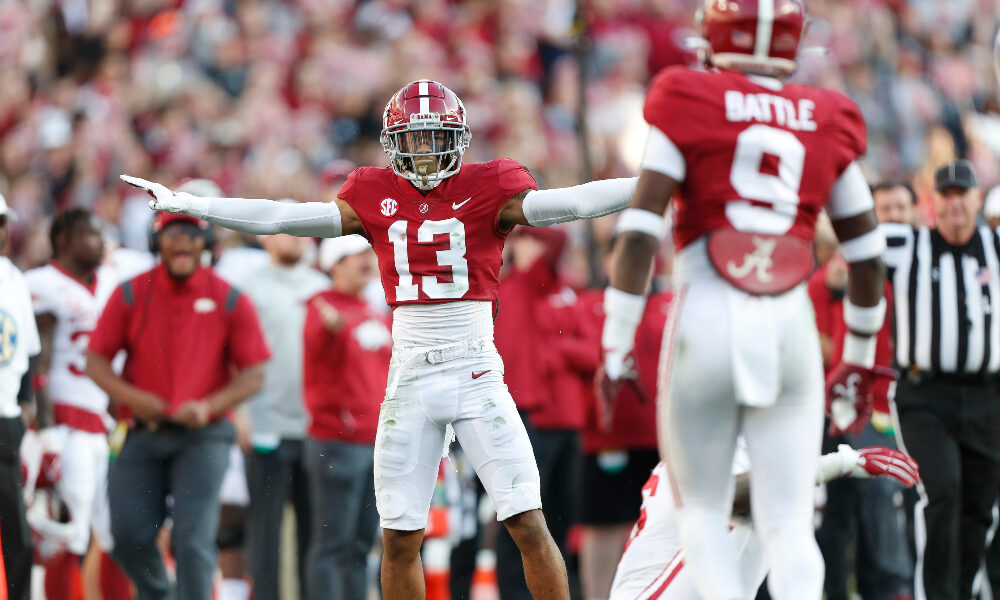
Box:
[601,1,899,598]
[121,78,639,600]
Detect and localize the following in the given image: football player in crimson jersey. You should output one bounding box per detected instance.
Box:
[608,444,919,600]
[600,1,889,599]
[122,79,639,600]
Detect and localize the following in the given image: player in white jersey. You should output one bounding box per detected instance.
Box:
[25,208,127,599]
[610,445,919,600]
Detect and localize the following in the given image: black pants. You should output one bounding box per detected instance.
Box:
[109,420,234,600]
[244,439,310,600]
[895,377,1000,600]
[0,416,31,600]
[495,425,580,600]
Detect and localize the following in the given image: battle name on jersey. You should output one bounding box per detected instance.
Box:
[724,91,817,132]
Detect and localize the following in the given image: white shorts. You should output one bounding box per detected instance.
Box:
[55,427,114,554]
[374,339,541,531]
[610,523,768,600]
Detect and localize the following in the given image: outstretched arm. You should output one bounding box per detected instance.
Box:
[825,163,890,434]
[121,175,364,238]
[600,170,677,380]
[498,176,638,231]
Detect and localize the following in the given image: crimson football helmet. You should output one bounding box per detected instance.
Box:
[380,79,471,190]
[700,0,806,78]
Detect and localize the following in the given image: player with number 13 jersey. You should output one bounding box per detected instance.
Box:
[340,157,535,308]
[122,78,638,600]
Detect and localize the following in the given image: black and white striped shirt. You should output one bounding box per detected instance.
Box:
[882,223,1000,375]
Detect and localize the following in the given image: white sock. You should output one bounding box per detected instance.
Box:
[218,578,252,600]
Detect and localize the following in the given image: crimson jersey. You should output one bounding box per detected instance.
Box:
[644,67,866,250]
[339,159,537,307]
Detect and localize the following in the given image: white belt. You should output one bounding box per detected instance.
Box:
[386,337,494,400]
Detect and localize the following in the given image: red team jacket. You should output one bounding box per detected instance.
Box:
[808,266,895,415]
[644,66,866,249]
[338,159,538,307]
[303,289,392,444]
[494,254,559,413]
[528,285,594,431]
[577,290,671,453]
[88,264,271,420]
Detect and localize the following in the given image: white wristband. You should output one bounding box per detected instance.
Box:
[839,228,886,263]
[602,287,646,355]
[815,444,861,484]
[842,332,876,368]
[843,298,886,335]
[615,208,666,240]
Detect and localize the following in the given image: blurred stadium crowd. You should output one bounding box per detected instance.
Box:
[3,0,998,270]
[4,0,1000,599]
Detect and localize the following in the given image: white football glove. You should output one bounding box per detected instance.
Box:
[120,175,208,216]
[603,350,634,382]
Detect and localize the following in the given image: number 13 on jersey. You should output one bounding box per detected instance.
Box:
[388,218,470,301]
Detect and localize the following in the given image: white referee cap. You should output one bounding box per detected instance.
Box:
[319,235,371,271]
[985,186,1000,218]
[0,192,16,221]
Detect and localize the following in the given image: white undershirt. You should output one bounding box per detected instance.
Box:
[391,300,495,347]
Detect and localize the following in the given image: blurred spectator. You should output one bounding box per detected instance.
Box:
[873,181,919,228]
[303,235,389,600]
[234,230,327,600]
[0,195,40,600]
[576,265,669,600]
[985,185,1000,230]
[86,211,270,600]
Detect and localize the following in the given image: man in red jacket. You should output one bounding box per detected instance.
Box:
[86,212,270,600]
[303,235,391,600]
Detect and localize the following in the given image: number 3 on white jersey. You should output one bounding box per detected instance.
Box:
[388,218,470,302]
[727,124,806,235]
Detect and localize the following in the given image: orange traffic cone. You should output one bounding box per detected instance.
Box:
[423,538,451,600]
[0,525,8,600]
[470,549,498,600]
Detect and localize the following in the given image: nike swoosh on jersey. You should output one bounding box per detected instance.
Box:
[471,370,491,379]
[453,197,472,210]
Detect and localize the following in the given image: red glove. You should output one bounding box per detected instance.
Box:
[852,446,920,487]
[36,428,62,489]
[825,363,896,436]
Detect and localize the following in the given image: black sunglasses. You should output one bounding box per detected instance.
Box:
[160,222,204,240]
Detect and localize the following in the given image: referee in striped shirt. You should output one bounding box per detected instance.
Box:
[882,159,1000,600]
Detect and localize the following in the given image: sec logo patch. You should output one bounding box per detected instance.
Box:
[381,198,398,217]
[0,309,18,366]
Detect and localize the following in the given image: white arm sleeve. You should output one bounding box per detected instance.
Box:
[197,196,343,237]
[521,177,637,227]
[827,162,873,219]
